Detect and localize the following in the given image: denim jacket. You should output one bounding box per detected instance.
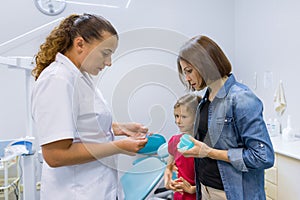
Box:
[194,74,274,200]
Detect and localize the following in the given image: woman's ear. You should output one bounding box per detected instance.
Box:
[73,37,85,54]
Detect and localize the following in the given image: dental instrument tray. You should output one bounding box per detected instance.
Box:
[138,134,166,155]
[0,140,21,200]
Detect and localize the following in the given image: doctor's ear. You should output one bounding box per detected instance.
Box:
[73,37,85,52]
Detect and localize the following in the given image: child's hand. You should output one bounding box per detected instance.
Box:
[173,177,196,194]
[164,163,178,190]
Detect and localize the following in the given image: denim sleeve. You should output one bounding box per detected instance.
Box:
[228,148,248,172]
[229,90,274,171]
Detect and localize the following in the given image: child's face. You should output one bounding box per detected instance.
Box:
[174,105,195,134]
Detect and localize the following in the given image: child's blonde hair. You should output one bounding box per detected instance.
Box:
[174,93,201,114]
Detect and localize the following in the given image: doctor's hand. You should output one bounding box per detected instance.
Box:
[112,122,148,137]
[179,137,212,158]
[113,136,148,155]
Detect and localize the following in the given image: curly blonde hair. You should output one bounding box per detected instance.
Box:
[32,13,118,80]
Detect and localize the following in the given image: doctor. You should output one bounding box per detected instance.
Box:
[31,13,148,199]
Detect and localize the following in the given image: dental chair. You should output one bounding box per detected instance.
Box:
[120,134,172,200]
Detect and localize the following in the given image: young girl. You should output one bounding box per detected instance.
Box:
[164,93,201,200]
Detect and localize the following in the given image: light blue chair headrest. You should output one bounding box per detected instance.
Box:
[157,142,168,158]
[121,157,166,200]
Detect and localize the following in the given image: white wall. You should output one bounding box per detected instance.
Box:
[235,0,300,132]
[0,0,235,141]
[3,0,299,141]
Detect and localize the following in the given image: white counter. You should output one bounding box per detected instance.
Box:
[270,135,300,160]
[266,135,300,200]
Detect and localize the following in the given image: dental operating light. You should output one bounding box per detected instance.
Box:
[34,0,67,16]
[33,0,120,16]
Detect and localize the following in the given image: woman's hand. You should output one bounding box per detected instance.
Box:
[179,136,212,158]
[112,122,148,137]
[113,136,148,155]
[179,136,229,162]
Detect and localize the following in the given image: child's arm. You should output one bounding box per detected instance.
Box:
[164,155,177,190]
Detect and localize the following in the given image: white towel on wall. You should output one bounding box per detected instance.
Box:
[274,80,287,116]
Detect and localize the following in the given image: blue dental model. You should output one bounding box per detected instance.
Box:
[177,134,194,151]
[138,134,166,154]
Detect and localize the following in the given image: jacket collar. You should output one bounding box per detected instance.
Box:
[214,73,236,99]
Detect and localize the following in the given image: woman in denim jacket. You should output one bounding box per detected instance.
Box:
[177,35,274,200]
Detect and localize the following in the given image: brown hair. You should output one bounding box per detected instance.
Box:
[32,13,118,80]
[174,93,201,114]
[177,35,232,91]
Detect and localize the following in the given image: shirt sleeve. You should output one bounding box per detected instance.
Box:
[168,134,182,158]
[168,135,177,157]
[32,76,76,146]
[228,90,274,172]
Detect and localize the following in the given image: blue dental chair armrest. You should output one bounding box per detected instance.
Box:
[121,157,166,200]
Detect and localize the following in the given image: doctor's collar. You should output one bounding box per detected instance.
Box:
[56,53,84,78]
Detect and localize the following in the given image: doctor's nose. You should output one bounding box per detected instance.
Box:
[104,56,112,67]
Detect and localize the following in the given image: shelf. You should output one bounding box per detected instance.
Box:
[0,156,20,200]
